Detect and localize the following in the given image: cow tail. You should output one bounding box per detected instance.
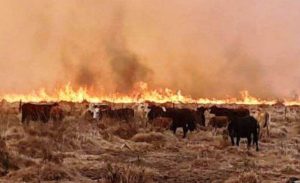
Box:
[264,113,269,128]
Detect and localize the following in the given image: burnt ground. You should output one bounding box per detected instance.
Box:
[0,104,299,183]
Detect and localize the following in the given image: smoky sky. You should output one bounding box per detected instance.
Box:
[0,0,300,99]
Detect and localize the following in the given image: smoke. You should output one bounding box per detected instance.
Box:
[0,0,300,99]
[75,65,96,87]
[105,4,153,93]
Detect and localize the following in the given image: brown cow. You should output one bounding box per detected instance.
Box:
[255,111,270,138]
[50,106,64,122]
[209,116,229,135]
[151,117,172,131]
[20,102,59,124]
[100,108,134,122]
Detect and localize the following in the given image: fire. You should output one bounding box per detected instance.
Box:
[1,82,299,105]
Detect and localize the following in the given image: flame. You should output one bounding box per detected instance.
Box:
[0,82,299,105]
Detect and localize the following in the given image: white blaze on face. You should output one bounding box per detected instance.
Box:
[162,107,167,112]
[88,103,95,112]
[93,108,100,119]
[134,103,150,119]
[144,105,151,119]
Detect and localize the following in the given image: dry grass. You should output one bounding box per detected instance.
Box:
[7,163,74,182]
[0,104,299,182]
[103,163,151,183]
[107,123,138,140]
[0,138,9,176]
[225,171,261,183]
[270,127,288,138]
[296,124,300,135]
[131,132,166,144]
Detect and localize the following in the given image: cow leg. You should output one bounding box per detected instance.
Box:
[267,125,270,137]
[213,128,216,136]
[230,135,235,146]
[26,117,30,125]
[21,114,25,124]
[183,126,188,138]
[236,135,240,147]
[247,135,252,149]
[254,132,259,151]
[170,124,176,134]
[259,130,263,140]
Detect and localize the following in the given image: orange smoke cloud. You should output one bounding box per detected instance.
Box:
[0,0,300,101]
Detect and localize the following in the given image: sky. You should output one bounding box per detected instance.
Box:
[0,0,300,99]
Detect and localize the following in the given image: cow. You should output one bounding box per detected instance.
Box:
[165,108,197,138]
[228,116,260,151]
[151,117,173,131]
[95,104,111,111]
[255,111,270,138]
[133,103,151,126]
[20,102,59,124]
[84,104,112,121]
[50,106,64,122]
[196,107,208,126]
[147,105,165,121]
[210,105,250,118]
[209,116,230,135]
[147,106,199,138]
[286,177,300,183]
[100,108,134,122]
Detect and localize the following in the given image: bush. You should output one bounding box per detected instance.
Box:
[107,123,138,140]
[7,163,73,182]
[131,132,165,144]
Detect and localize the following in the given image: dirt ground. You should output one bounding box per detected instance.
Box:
[0,103,299,183]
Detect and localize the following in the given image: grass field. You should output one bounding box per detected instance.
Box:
[0,103,299,182]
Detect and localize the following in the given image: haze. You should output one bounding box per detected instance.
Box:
[0,0,300,99]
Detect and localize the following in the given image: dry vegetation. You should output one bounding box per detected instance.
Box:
[0,103,299,182]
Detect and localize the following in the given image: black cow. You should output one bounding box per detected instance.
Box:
[20,102,59,124]
[210,106,250,118]
[100,108,134,122]
[286,177,300,183]
[196,107,208,126]
[228,116,260,151]
[165,108,197,138]
[147,105,165,121]
[148,106,200,138]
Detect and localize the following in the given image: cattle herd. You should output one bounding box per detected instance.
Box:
[18,101,273,152]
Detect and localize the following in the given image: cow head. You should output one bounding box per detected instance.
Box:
[210,105,219,114]
[197,106,208,113]
[52,102,59,107]
[147,105,165,120]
